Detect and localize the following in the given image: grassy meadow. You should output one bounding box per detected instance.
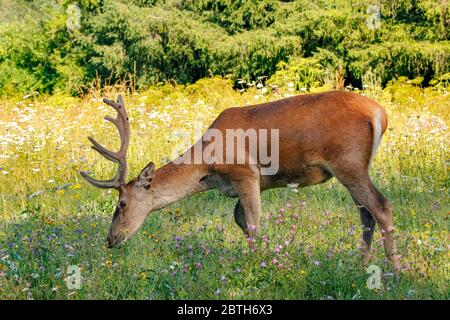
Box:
[0,78,448,299]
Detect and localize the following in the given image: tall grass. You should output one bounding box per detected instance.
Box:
[0,78,448,299]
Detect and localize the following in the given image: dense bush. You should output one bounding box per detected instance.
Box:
[0,0,449,96]
[182,0,280,34]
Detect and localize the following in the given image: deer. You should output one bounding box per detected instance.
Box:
[80,92,401,272]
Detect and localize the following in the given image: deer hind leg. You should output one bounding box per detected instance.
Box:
[352,196,376,265]
[332,167,401,272]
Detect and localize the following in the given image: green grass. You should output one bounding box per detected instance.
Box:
[0,78,448,299]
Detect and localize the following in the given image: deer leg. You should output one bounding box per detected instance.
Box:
[233,200,248,236]
[333,169,401,272]
[367,186,401,273]
[233,177,262,250]
[352,196,376,265]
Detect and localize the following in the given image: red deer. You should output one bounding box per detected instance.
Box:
[80,92,401,272]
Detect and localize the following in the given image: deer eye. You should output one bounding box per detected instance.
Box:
[119,200,126,208]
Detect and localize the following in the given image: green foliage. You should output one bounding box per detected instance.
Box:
[0,0,449,96]
[0,1,88,95]
[268,49,345,90]
[348,41,450,86]
[183,0,280,34]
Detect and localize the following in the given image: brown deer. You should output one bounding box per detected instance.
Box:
[80,92,401,272]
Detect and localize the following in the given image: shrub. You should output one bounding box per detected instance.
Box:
[0,0,449,96]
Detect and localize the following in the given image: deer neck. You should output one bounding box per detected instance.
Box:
[147,162,208,211]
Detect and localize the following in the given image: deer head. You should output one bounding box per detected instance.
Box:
[80,95,156,248]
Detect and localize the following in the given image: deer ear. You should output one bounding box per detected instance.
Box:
[136,162,155,189]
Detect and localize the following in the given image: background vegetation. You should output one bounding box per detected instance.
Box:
[0,0,448,300]
[0,0,449,96]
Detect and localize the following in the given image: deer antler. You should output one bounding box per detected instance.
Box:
[80,94,130,189]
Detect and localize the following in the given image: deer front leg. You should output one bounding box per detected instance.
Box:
[233,200,247,235]
[233,177,262,250]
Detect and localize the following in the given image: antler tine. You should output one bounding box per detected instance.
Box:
[110,94,130,184]
[80,94,131,189]
[80,171,120,189]
[111,94,130,156]
[87,136,120,162]
[103,97,120,110]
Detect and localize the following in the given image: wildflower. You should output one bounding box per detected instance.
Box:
[47,234,57,241]
[195,262,202,269]
[261,261,267,268]
[272,259,278,265]
[407,289,416,297]
[44,217,55,225]
[313,260,321,266]
[287,183,299,193]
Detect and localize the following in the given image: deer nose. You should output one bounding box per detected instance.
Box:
[107,229,116,248]
[107,229,125,248]
[107,234,114,248]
